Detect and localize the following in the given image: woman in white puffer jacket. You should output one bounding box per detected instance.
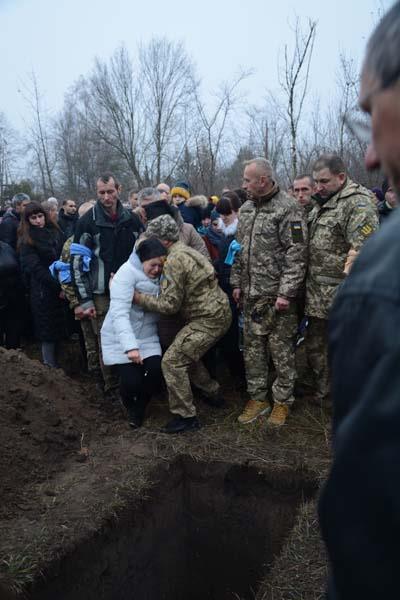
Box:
[101,238,167,427]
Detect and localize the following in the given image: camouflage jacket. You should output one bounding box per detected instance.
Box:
[305,178,379,319]
[136,241,229,323]
[230,184,308,301]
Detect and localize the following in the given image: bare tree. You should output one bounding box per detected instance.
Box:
[85,46,146,187]
[0,113,19,204]
[193,71,249,194]
[20,71,56,196]
[139,38,197,183]
[279,17,317,179]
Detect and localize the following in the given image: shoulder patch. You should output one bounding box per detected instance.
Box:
[290,221,304,243]
[161,276,169,290]
[360,223,374,238]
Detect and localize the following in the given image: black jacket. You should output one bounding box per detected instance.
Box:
[0,209,20,250]
[319,207,400,600]
[19,226,67,342]
[58,208,78,238]
[72,200,142,309]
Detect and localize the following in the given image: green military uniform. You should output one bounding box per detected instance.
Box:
[230,183,308,406]
[305,179,379,401]
[136,238,231,418]
[60,237,100,374]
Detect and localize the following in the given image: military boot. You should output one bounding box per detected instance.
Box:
[267,403,289,427]
[237,400,270,424]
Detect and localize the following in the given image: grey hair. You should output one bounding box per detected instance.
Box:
[243,157,273,178]
[363,2,400,89]
[11,193,30,207]
[46,197,59,208]
[137,187,161,205]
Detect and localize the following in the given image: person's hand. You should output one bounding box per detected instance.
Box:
[232,288,241,304]
[83,306,97,319]
[133,290,141,304]
[275,296,290,311]
[127,349,143,364]
[74,306,85,320]
[59,291,66,300]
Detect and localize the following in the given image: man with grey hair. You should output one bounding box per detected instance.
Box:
[156,182,171,204]
[318,4,400,599]
[0,193,30,249]
[231,157,308,427]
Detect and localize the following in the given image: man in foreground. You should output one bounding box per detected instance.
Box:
[318,3,400,598]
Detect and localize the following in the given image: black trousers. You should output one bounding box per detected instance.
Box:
[117,355,163,415]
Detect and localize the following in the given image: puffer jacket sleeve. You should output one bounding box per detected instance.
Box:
[277,206,308,298]
[108,265,139,353]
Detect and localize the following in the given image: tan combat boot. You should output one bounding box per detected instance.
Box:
[238,400,270,424]
[267,403,289,427]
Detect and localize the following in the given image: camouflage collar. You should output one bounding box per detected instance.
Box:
[255,181,280,205]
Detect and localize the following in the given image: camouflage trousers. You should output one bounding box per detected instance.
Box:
[306,316,330,401]
[93,294,118,392]
[243,301,298,405]
[162,312,232,418]
[80,318,100,373]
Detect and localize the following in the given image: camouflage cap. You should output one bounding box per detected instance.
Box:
[145,214,180,242]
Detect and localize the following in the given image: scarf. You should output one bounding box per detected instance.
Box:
[49,243,92,284]
[224,240,242,266]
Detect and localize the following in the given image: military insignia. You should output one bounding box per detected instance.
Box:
[361,223,373,237]
[161,276,169,290]
[290,221,304,243]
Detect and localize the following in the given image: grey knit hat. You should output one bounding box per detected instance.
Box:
[145,214,180,242]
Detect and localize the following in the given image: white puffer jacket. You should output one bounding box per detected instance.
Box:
[100,252,161,365]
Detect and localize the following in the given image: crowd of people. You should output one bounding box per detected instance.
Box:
[0,153,387,434]
[1,1,400,596]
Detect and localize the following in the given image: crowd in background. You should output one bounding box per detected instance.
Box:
[0,156,390,432]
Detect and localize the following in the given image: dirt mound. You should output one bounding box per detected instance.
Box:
[0,348,100,519]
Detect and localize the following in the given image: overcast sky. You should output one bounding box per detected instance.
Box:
[0,0,392,130]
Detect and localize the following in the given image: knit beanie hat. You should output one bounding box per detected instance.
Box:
[371,186,384,202]
[136,238,167,262]
[145,214,180,242]
[170,181,192,201]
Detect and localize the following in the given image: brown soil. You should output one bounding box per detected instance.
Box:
[0,346,331,599]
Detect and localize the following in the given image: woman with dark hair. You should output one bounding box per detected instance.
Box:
[18,202,66,367]
[215,191,241,236]
[101,238,167,428]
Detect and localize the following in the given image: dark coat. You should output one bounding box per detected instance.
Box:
[19,226,67,342]
[319,207,400,600]
[58,208,78,238]
[72,200,143,309]
[0,209,20,250]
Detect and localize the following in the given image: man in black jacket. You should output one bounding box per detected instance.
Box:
[318,3,400,599]
[58,199,78,238]
[0,193,30,249]
[72,173,143,393]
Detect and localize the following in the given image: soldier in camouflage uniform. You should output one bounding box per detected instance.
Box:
[293,174,316,215]
[134,215,231,434]
[230,158,308,427]
[305,154,379,404]
[59,236,100,374]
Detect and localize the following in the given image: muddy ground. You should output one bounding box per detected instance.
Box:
[0,345,330,599]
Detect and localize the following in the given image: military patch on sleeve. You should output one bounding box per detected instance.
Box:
[360,223,374,238]
[161,276,169,290]
[290,221,304,243]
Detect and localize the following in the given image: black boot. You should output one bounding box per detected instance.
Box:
[162,415,201,434]
[199,390,225,408]
[127,406,143,428]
